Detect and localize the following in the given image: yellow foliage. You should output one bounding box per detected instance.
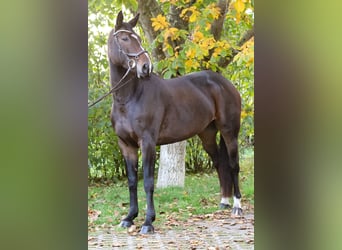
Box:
[160,0,177,4]
[199,37,216,51]
[192,31,204,43]
[233,0,247,24]
[234,0,245,13]
[186,48,196,59]
[243,38,254,67]
[213,47,222,58]
[189,10,200,22]
[241,110,254,120]
[217,40,230,50]
[151,15,170,31]
[185,59,200,72]
[212,40,230,58]
[207,3,221,20]
[205,22,211,31]
[180,7,189,19]
[235,13,241,24]
[234,37,254,66]
[162,42,172,52]
[241,110,247,119]
[185,59,192,69]
[247,56,254,66]
[164,27,180,41]
[181,6,200,23]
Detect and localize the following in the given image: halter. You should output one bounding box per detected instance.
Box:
[113,29,148,69]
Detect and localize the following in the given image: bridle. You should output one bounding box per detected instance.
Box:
[113,29,149,69]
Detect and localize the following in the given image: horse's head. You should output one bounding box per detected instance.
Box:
[108,11,152,78]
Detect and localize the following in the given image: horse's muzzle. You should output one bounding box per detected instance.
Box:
[138,62,152,78]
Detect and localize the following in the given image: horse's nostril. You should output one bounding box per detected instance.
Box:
[142,63,149,73]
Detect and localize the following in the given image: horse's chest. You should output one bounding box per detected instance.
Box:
[112,106,140,141]
[114,114,133,136]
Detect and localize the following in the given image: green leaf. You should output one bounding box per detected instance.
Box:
[164,70,173,79]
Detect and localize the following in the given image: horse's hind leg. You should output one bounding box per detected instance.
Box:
[217,121,243,216]
[198,122,231,209]
[118,139,139,228]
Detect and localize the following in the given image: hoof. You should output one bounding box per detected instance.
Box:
[120,220,133,228]
[219,203,231,209]
[231,207,243,216]
[140,225,154,234]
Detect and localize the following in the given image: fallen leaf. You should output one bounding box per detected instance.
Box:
[246,239,254,244]
[88,209,101,222]
[128,225,136,233]
[112,242,126,247]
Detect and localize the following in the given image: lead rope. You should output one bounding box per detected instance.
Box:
[88,65,132,108]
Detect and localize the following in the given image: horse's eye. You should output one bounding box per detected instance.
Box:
[122,37,129,42]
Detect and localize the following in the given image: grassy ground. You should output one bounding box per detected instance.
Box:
[88,151,254,231]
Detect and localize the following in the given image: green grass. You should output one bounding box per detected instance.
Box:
[88,152,254,230]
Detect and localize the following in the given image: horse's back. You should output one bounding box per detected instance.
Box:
[170,70,241,108]
[165,70,239,95]
[151,70,240,144]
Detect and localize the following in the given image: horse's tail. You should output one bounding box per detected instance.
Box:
[218,135,233,197]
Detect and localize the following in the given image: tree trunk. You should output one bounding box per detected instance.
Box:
[211,0,230,40]
[156,141,187,188]
[136,0,166,61]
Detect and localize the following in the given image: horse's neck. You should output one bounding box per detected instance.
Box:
[110,65,138,104]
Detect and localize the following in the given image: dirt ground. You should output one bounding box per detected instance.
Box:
[88,210,254,249]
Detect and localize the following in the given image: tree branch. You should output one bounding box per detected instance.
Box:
[211,0,231,40]
[237,25,254,47]
[218,24,254,69]
[168,4,189,50]
[169,4,188,31]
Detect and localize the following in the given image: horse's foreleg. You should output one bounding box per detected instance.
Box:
[140,137,156,234]
[118,140,139,228]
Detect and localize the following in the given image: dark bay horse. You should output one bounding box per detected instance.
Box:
[108,11,242,234]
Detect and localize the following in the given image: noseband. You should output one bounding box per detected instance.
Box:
[113,30,148,69]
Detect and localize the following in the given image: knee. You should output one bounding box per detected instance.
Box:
[231,163,240,173]
[127,177,137,189]
[144,178,154,192]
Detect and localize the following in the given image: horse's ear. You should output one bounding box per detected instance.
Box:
[115,11,124,30]
[128,13,140,28]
